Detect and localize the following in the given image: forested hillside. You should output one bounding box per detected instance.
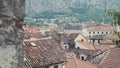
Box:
[25,0,120,26]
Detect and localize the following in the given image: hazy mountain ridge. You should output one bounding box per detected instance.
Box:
[26,0,120,13]
[25,0,120,26]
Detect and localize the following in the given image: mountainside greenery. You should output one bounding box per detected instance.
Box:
[25,0,120,26]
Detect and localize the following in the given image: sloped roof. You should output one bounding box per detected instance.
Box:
[86,26,114,31]
[76,41,96,50]
[24,38,66,67]
[69,33,79,40]
[100,39,113,45]
[98,48,120,68]
[66,57,97,68]
[24,27,46,39]
[95,45,116,51]
[66,49,99,61]
[25,27,41,33]
[25,32,46,39]
[90,35,104,40]
[104,34,119,40]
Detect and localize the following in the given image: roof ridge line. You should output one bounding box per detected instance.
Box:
[98,49,110,65]
[24,37,53,41]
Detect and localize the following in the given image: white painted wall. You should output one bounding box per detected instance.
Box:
[88,31,113,37]
[82,29,88,37]
[75,42,87,49]
[82,28,113,37]
[75,34,87,42]
[80,54,87,60]
[61,42,69,49]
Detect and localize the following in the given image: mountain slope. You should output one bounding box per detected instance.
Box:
[25,0,120,26]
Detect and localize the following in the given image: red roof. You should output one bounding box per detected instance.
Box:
[86,26,114,31]
[25,27,41,33]
[24,39,66,68]
[76,41,96,50]
[95,45,116,51]
[98,48,120,68]
[66,57,97,68]
[69,33,79,40]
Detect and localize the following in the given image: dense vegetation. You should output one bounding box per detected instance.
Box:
[107,10,120,46]
[25,7,112,26]
[25,0,120,26]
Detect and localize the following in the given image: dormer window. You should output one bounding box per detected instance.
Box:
[65,46,67,49]
[81,56,85,60]
[77,47,80,49]
[80,55,86,61]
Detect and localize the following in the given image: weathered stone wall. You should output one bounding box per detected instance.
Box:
[0,0,25,68]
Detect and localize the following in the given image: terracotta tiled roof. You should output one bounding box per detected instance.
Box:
[76,41,96,50]
[24,38,66,68]
[25,27,41,33]
[104,34,119,40]
[66,49,100,61]
[69,33,79,40]
[66,57,97,68]
[98,48,120,68]
[25,32,45,39]
[25,56,32,68]
[100,40,113,45]
[86,26,114,31]
[24,27,46,39]
[95,45,116,51]
[90,35,104,40]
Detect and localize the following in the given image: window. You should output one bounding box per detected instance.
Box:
[77,47,80,49]
[89,32,91,34]
[93,32,95,34]
[97,32,99,34]
[106,32,108,34]
[65,46,67,49]
[98,40,100,43]
[81,56,85,60]
[102,32,103,34]
[54,65,58,68]
[81,39,84,42]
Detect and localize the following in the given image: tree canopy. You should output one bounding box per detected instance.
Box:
[107,10,120,46]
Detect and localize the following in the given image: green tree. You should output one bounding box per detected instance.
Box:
[107,10,120,46]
